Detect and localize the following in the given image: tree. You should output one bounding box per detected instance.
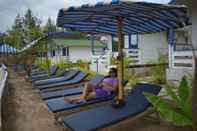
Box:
[43,18,56,34]
[23,8,42,45]
[5,14,24,48]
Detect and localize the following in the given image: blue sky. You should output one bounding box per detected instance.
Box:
[0,0,171,32]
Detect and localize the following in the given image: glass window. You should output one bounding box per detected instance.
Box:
[66,47,69,56]
[129,34,138,49]
[62,47,69,56]
[51,50,55,57]
[62,47,67,56]
[112,36,118,52]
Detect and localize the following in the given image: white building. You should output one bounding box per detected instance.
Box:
[104,33,168,65]
[166,0,196,81]
[39,38,108,73]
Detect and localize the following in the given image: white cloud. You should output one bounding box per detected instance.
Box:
[0,0,171,32]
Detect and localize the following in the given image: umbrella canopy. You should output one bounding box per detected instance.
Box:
[56,0,189,104]
[57,1,189,35]
[0,44,18,55]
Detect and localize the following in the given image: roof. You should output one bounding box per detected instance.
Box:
[169,0,192,5]
[49,39,105,48]
[19,32,80,53]
[57,0,189,35]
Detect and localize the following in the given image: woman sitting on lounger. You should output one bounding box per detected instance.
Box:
[69,68,118,103]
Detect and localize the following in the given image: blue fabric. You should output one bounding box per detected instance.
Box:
[41,87,84,100]
[50,66,59,75]
[34,70,79,86]
[40,75,104,100]
[45,93,116,113]
[62,83,161,131]
[38,72,88,90]
[31,74,49,80]
[31,71,47,76]
[57,1,189,35]
[31,66,58,78]
[0,43,18,55]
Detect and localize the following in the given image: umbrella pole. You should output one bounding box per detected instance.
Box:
[113,16,125,107]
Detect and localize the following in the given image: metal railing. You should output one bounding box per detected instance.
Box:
[172,43,196,69]
[123,48,140,64]
[0,64,8,131]
[173,43,197,51]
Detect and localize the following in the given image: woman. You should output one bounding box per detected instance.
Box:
[68,68,118,103]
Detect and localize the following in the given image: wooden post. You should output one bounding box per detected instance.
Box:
[117,16,124,102]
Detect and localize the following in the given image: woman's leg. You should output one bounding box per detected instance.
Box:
[80,82,94,100]
[66,82,94,103]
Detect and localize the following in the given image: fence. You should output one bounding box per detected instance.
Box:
[0,64,8,131]
[124,48,140,64]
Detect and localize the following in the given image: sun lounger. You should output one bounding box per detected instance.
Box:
[41,75,105,100]
[44,79,128,116]
[31,66,58,77]
[33,70,79,86]
[46,93,116,113]
[61,83,161,131]
[37,71,88,91]
[31,66,59,80]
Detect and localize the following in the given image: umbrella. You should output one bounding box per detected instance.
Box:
[56,0,189,105]
[0,44,18,55]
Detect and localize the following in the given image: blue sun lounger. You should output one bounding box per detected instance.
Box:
[31,66,58,80]
[34,70,80,86]
[41,75,105,100]
[61,83,161,131]
[44,79,128,113]
[46,94,116,113]
[38,71,88,91]
[31,68,65,81]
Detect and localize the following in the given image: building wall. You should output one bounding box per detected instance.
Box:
[106,32,168,64]
[69,47,92,62]
[192,1,197,47]
[138,32,168,64]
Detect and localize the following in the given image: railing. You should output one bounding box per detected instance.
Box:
[172,50,194,69]
[173,43,197,51]
[0,64,8,130]
[123,48,140,64]
[91,54,108,65]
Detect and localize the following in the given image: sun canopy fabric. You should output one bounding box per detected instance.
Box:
[57,0,189,35]
[0,44,18,55]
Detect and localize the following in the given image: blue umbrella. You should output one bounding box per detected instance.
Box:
[0,44,18,55]
[57,0,189,104]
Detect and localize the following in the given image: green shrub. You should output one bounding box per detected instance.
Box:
[144,76,194,128]
[56,57,73,70]
[35,58,52,70]
[147,56,167,84]
[74,59,97,80]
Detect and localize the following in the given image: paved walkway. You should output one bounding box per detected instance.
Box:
[3,68,63,131]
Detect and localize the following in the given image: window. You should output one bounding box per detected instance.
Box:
[62,47,69,56]
[62,47,66,56]
[129,34,138,49]
[43,52,47,57]
[112,36,118,52]
[66,47,69,56]
[51,50,55,57]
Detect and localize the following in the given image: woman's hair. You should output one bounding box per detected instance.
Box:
[109,67,117,77]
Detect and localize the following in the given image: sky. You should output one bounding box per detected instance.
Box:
[0,0,171,33]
